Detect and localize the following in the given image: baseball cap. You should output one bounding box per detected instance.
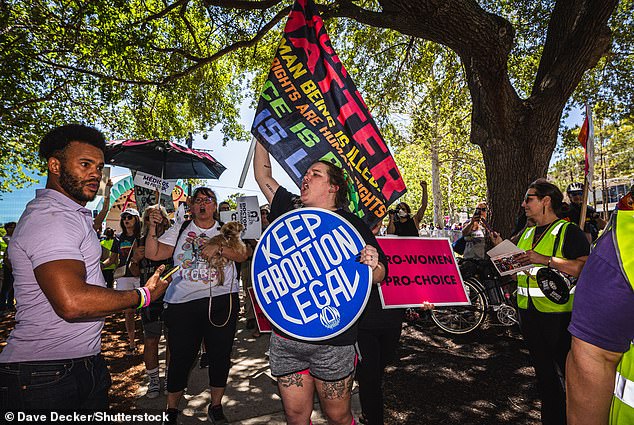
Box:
[121,208,140,217]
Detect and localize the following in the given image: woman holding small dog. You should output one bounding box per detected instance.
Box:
[145,187,249,425]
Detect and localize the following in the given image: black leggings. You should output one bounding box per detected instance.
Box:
[164,294,239,392]
[356,326,402,425]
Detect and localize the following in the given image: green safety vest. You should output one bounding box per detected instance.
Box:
[100,238,116,270]
[610,209,634,425]
[516,219,574,313]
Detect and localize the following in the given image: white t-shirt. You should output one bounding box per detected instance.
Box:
[160,221,239,303]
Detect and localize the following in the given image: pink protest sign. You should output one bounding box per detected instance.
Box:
[248,288,272,333]
[377,237,468,307]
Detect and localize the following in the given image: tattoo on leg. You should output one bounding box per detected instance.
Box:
[321,377,351,400]
[278,373,304,388]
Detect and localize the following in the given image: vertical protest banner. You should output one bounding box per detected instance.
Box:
[577,103,595,226]
[250,0,406,227]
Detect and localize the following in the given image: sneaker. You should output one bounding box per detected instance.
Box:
[207,404,228,425]
[199,352,209,369]
[146,376,160,399]
[162,408,179,425]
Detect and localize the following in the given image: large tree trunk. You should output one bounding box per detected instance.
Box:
[336,0,618,236]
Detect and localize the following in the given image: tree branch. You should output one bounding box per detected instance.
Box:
[532,0,618,104]
[203,0,284,10]
[30,4,290,87]
[0,84,65,114]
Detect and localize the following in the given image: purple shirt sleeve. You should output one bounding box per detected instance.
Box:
[568,231,634,353]
[23,211,86,268]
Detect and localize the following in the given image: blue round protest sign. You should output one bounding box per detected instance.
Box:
[252,207,372,341]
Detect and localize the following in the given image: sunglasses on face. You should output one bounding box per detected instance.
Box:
[193,197,216,205]
[475,207,487,212]
[524,194,540,203]
[121,215,135,220]
[568,191,583,197]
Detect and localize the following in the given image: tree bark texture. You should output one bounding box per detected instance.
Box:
[333,0,618,236]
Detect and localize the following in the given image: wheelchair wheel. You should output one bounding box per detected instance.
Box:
[430,278,487,335]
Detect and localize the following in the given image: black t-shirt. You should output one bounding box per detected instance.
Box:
[117,233,138,278]
[137,236,173,313]
[532,220,590,260]
[269,186,389,346]
[358,286,405,330]
[565,203,600,239]
[393,217,418,236]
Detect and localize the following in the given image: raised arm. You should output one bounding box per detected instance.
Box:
[93,179,113,231]
[144,208,176,261]
[254,140,280,204]
[412,180,428,229]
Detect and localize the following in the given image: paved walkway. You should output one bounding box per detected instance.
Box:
[136,321,362,424]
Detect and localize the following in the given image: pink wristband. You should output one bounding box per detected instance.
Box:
[141,286,151,308]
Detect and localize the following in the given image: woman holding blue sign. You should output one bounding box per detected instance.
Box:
[254,140,388,425]
[144,187,249,425]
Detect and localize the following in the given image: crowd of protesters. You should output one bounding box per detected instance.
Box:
[0,123,632,425]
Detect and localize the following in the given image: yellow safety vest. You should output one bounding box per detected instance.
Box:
[610,209,634,424]
[516,219,574,313]
[100,238,116,270]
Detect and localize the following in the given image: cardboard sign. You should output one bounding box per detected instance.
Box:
[97,166,111,196]
[133,171,176,195]
[248,288,272,333]
[219,196,262,239]
[252,208,371,341]
[377,237,468,307]
[134,185,176,217]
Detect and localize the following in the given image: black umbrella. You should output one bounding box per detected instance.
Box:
[104,139,226,180]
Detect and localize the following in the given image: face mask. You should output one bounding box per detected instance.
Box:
[398,210,408,218]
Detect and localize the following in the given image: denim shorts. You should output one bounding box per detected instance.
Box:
[269,332,356,381]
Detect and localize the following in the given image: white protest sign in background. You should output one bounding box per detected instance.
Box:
[133,171,176,196]
[219,196,262,239]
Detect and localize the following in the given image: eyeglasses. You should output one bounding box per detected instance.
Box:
[193,197,216,205]
[523,194,540,203]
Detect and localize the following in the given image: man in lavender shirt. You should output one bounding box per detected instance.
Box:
[0,124,169,412]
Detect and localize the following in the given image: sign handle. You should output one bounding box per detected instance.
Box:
[238,137,257,188]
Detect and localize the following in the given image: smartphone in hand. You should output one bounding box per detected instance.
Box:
[161,265,180,280]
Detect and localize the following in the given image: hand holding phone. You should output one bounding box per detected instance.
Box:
[161,265,180,280]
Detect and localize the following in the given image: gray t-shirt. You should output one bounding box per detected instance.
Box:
[0,189,105,362]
